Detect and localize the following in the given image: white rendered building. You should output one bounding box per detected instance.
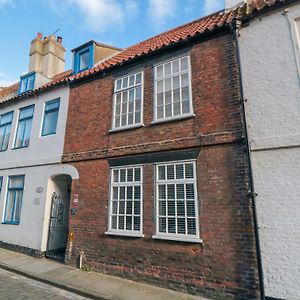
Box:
[0,34,78,259]
[226,0,300,299]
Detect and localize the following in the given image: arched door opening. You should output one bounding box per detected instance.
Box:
[45,174,72,261]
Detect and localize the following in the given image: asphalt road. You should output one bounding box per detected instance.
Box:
[0,268,89,299]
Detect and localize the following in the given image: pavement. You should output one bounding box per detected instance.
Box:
[0,248,209,300]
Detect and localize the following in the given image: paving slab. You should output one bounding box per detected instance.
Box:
[0,248,210,300]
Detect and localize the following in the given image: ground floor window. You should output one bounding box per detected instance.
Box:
[154,160,200,242]
[3,175,25,225]
[107,166,143,236]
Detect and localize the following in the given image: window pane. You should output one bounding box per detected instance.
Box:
[79,50,89,71]
[159,201,166,216]
[166,165,174,180]
[129,75,135,86]
[110,167,142,233]
[159,217,166,233]
[156,65,163,78]
[168,218,176,233]
[46,100,60,111]
[122,77,128,89]
[156,161,198,238]
[177,218,186,234]
[15,120,26,148]
[133,216,140,231]
[1,112,13,125]
[5,176,24,224]
[113,73,143,129]
[172,59,180,73]
[9,177,24,188]
[20,106,34,119]
[158,166,165,180]
[157,80,163,94]
[167,200,175,215]
[165,62,171,76]
[181,57,188,71]
[135,73,142,85]
[23,118,33,147]
[116,79,122,91]
[5,191,14,222]
[42,110,59,135]
[154,56,191,121]
[175,164,184,179]
[158,185,166,199]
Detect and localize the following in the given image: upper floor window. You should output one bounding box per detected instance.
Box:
[73,43,93,74]
[154,56,193,121]
[0,177,3,193]
[3,175,25,225]
[112,72,143,130]
[14,105,34,149]
[107,166,143,236]
[42,99,60,136]
[19,72,35,94]
[154,160,200,243]
[0,111,13,151]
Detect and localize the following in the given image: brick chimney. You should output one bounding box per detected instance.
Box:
[29,33,65,79]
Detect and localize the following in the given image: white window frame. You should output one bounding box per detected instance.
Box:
[153,55,194,123]
[153,160,201,243]
[111,71,144,131]
[106,165,144,237]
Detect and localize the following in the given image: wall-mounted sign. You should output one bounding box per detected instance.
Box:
[36,187,43,194]
[73,194,79,205]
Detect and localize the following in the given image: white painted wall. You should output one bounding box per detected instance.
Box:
[0,87,69,169]
[239,3,300,299]
[0,86,79,252]
[0,164,78,251]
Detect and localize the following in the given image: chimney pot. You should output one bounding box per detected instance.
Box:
[57,36,63,44]
[37,32,43,39]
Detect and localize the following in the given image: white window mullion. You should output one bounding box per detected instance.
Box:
[154,55,192,122]
[112,72,143,130]
[154,160,200,242]
[107,166,143,237]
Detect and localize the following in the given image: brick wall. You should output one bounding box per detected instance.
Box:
[63,32,259,299]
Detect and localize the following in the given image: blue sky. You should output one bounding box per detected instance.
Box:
[0,0,224,86]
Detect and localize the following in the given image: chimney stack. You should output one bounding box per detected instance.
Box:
[29,33,65,79]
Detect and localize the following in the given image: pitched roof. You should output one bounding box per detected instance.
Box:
[0,82,19,102]
[71,6,245,81]
[0,0,293,105]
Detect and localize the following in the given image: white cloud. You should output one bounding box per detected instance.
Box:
[0,0,11,4]
[203,0,224,15]
[0,71,17,87]
[147,0,178,29]
[46,0,140,33]
[68,0,124,33]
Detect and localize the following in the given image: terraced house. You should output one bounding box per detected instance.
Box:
[0,34,78,259]
[61,5,261,300]
[2,0,300,299]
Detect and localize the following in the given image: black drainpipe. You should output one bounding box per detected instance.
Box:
[230,21,266,300]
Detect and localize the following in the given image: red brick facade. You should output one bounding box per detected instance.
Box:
[63,32,259,299]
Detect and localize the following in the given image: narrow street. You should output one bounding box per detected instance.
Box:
[0,268,89,300]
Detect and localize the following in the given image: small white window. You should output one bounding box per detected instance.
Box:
[154,56,193,122]
[112,72,143,130]
[107,166,143,237]
[154,160,200,242]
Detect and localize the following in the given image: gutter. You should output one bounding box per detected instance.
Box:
[230,21,265,300]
